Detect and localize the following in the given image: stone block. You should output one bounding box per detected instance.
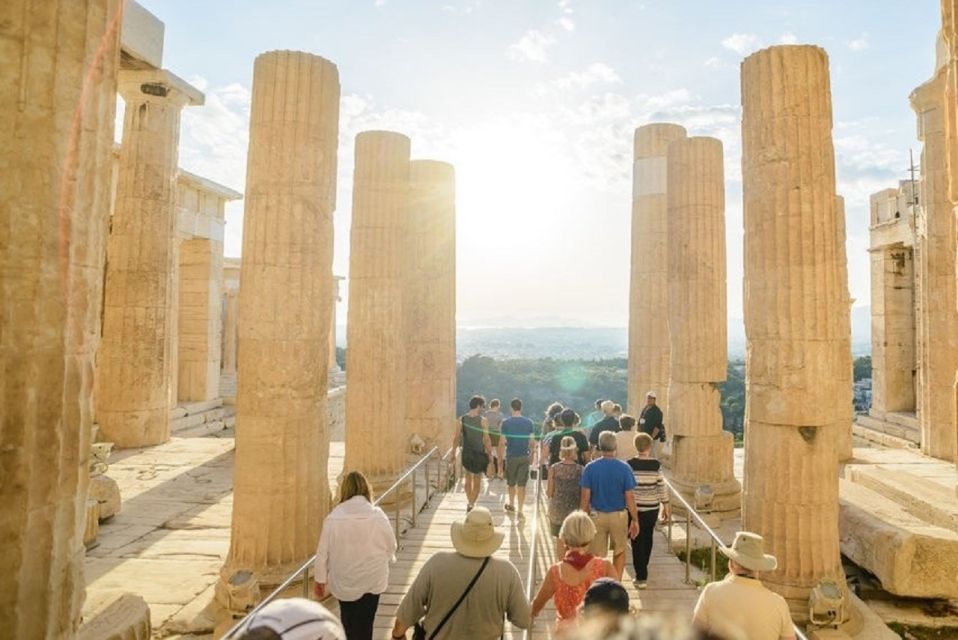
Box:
[78,593,151,640]
[845,465,958,533]
[90,475,122,520]
[839,479,958,598]
[120,1,164,69]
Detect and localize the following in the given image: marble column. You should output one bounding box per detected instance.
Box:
[666,136,741,517]
[96,69,203,447]
[404,160,457,449]
[942,0,958,491]
[222,50,339,585]
[0,1,120,637]
[835,195,855,461]
[344,131,411,491]
[911,60,958,462]
[328,277,342,376]
[741,45,849,621]
[628,123,687,418]
[177,238,223,401]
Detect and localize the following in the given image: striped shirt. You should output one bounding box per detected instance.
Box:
[627,457,669,512]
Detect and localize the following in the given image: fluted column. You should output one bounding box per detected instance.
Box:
[628,123,687,418]
[222,51,339,585]
[96,69,203,447]
[177,238,223,401]
[404,160,457,449]
[741,45,849,621]
[911,64,958,462]
[666,137,741,517]
[344,131,411,491]
[835,195,854,461]
[0,1,120,637]
[222,288,239,376]
[943,0,958,492]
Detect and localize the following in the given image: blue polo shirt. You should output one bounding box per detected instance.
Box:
[580,456,636,512]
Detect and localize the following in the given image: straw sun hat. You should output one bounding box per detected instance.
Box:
[450,506,504,558]
[720,531,778,572]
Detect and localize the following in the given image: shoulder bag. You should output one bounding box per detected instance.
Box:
[413,556,490,640]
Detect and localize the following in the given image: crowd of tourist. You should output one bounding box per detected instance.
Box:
[236,392,796,640]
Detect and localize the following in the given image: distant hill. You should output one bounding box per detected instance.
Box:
[337,306,872,361]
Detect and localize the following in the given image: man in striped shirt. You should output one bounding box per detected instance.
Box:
[626,432,670,589]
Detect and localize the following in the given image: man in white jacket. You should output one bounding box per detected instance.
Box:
[314,472,397,640]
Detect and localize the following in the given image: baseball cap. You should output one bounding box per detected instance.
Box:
[243,598,345,640]
[582,578,630,616]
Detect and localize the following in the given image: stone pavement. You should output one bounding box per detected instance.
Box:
[82,428,347,638]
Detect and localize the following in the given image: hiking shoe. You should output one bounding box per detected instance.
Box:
[467,504,474,512]
[633,580,647,590]
[504,503,515,512]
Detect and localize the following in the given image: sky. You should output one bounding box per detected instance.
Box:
[137,0,941,328]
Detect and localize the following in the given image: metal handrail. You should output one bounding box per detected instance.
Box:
[660,477,808,640]
[221,445,455,639]
[521,453,545,640]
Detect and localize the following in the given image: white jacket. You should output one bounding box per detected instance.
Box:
[313,496,397,602]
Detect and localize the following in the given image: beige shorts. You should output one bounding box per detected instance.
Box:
[591,510,628,557]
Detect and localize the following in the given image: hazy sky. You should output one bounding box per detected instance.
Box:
[138,0,940,327]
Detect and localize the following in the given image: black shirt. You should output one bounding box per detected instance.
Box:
[588,415,621,447]
[547,429,590,465]
[639,404,664,440]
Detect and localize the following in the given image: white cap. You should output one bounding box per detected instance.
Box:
[646,390,656,398]
[244,598,345,640]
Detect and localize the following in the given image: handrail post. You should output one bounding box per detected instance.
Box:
[302,566,310,598]
[685,508,692,584]
[411,466,418,528]
[395,485,401,542]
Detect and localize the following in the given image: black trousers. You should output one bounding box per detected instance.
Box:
[630,509,660,581]
[339,592,380,640]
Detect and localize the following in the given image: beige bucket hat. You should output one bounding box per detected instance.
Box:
[451,506,504,558]
[720,531,778,572]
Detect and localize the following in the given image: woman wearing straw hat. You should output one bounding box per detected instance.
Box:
[692,531,796,640]
[391,507,530,639]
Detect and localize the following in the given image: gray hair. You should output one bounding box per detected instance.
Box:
[598,430,617,452]
[559,510,596,548]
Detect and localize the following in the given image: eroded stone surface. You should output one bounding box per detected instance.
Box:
[628,123,686,418]
[741,45,849,621]
[78,593,151,640]
[344,130,412,490]
[404,160,457,450]
[1,2,120,637]
[223,50,339,586]
[665,136,740,517]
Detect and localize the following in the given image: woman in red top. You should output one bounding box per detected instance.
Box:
[530,510,617,631]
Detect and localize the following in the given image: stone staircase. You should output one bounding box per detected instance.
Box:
[852,410,920,449]
[171,399,235,437]
[839,452,958,599]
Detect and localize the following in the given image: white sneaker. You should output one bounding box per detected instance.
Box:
[633,580,647,590]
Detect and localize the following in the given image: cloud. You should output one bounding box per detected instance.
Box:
[545,62,622,91]
[721,33,761,55]
[779,32,798,44]
[704,56,726,69]
[848,32,869,51]
[508,29,557,62]
[374,0,386,6]
[557,16,575,31]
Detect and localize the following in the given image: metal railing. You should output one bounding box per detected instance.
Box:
[221,445,456,639]
[521,456,545,640]
[661,476,808,640]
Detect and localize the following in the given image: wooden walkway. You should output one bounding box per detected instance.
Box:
[327,475,702,639]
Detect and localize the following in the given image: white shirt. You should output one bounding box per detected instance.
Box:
[313,496,397,602]
[615,430,637,461]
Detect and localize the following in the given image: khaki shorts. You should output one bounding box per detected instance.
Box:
[505,455,530,487]
[591,510,628,558]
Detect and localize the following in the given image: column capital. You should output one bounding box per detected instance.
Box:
[118,68,204,107]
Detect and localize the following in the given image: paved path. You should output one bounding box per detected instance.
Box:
[344,474,701,639]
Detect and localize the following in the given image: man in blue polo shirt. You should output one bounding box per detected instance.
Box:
[580,430,639,579]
